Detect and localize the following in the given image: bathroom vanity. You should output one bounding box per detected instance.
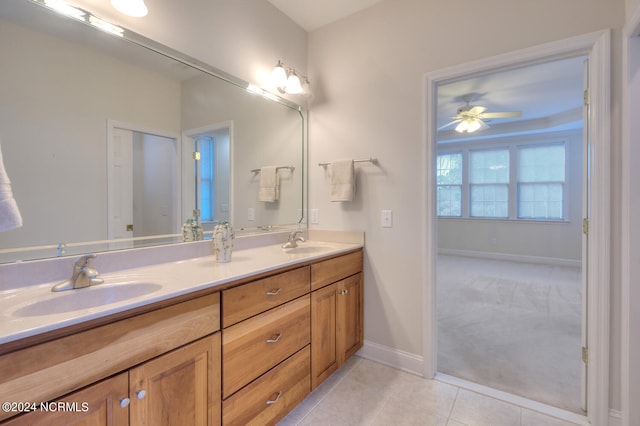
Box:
[0,239,363,425]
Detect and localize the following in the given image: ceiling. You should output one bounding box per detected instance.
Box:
[436,56,586,142]
[266,0,383,32]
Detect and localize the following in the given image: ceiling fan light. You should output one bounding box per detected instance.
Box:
[455,120,469,133]
[467,118,482,133]
[111,0,148,17]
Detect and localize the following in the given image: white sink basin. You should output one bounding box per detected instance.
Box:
[282,245,322,254]
[13,282,163,317]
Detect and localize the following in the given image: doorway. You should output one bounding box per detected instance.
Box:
[423,31,611,426]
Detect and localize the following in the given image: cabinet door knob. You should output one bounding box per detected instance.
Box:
[266,333,282,343]
[119,398,130,408]
[340,289,349,295]
[266,288,282,296]
[136,390,147,400]
[265,390,282,405]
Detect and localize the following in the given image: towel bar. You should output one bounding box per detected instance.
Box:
[318,157,378,167]
[250,166,295,173]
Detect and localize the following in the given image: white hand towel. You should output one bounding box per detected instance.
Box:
[330,159,355,202]
[0,142,22,231]
[258,166,280,202]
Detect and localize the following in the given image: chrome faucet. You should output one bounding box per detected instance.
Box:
[282,230,305,249]
[52,254,104,292]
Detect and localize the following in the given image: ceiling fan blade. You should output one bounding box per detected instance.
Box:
[468,106,487,115]
[479,111,522,119]
[438,119,462,131]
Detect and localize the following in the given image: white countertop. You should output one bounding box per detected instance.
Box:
[0,240,361,346]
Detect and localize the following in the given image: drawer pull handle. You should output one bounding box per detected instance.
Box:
[266,333,282,343]
[266,288,282,296]
[266,390,283,405]
[136,390,147,400]
[119,398,130,408]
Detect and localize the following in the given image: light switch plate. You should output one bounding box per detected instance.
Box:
[248,207,255,221]
[381,210,393,228]
[311,209,320,224]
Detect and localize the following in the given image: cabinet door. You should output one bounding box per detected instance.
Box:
[2,373,129,426]
[310,282,338,390]
[337,273,363,364]
[130,333,221,426]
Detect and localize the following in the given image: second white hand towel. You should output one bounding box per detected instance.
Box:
[0,142,23,231]
[330,159,355,202]
[258,166,279,202]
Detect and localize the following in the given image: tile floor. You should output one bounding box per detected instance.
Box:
[279,357,582,426]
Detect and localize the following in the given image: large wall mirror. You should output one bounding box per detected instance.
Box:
[0,0,305,264]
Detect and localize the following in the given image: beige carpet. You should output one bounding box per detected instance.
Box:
[437,254,584,414]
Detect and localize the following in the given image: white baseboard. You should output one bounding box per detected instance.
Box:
[357,340,622,426]
[438,248,582,268]
[356,340,423,376]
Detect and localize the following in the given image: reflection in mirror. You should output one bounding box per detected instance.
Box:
[0,0,304,264]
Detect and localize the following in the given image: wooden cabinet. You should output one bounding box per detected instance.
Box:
[2,373,129,426]
[130,334,221,426]
[0,294,221,425]
[311,251,364,390]
[221,266,311,425]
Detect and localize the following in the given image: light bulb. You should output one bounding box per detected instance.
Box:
[271,62,288,89]
[285,73,303,94]
[111,0,148,17]
[455,120,469,133]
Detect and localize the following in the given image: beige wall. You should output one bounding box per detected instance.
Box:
[307,0,624,411]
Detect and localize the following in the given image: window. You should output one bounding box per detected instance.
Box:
[198,136,215,222]
[437,140,568,221]
[436,153,462,217]
[469,149,509,218]
[517,144,565,220]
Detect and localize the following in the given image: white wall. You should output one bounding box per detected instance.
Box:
[307,0,624,412]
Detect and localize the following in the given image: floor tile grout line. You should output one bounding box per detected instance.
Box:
[445,387,460,425]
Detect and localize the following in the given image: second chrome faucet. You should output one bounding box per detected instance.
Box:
[52,254,104,292]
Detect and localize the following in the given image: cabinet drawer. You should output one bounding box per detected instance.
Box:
[222,295,310,398]
[0,293,220,422]
[311,250,363,291]
[222,346,310,426]
[223,266,310,327]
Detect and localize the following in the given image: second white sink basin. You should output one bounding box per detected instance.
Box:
[13,282,163,317]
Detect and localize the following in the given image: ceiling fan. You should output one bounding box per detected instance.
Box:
[438,98,522,133]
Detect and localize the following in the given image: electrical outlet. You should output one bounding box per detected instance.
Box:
[248,207,254,221]
[381,210,393,228]
[311,209,320,224]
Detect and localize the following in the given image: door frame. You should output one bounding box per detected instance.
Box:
[621,6,640,426]
[107,120,182,241]
[423,30,610,425]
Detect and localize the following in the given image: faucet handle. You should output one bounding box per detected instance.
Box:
[74,253,97,268]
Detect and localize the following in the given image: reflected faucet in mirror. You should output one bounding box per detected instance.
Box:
[282,230,305,249]
[51,254,104,292]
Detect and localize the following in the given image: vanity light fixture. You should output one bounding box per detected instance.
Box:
[89,16,124,37]
[110,0,149,17]
[43,0,86,20]
[272,60,310,96]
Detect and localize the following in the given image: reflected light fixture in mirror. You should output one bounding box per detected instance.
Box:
[111,0,148,17]
[272,60,310,96]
